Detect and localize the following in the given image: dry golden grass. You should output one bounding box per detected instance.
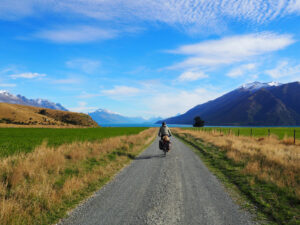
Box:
[281,134,297,145]
[0,103,98,127]
[173,128,300,198]
[0,128,156,225]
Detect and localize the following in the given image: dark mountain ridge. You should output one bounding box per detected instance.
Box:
[158,81,300,126]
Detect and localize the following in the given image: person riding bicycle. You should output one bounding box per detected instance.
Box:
[158,122,172,139]
[158,122,172,151]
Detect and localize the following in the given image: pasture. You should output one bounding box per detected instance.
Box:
[0,128,155,225]
[0,127,147,157]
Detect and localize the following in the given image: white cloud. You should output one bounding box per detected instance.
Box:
[287,0,300,13]
[227,63,257,78]
[265,61,300,80]
[102,85,140,97]
[66,59,101,73]
[69,101,97,113]
[34,26,117,43]
[149,88,222,118]
[178,70,208,82]
[10,72,46,79]
[169,32,294,68]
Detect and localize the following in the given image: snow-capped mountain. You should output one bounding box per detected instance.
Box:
[93,108,121,115]
[239,81,282,92]
[157,81,300,126]
[0,90,19,100]
[89,108,162,125]
[0,90,68,111]
[89,108,143,124]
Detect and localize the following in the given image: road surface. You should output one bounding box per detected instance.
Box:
[59,137,255,225]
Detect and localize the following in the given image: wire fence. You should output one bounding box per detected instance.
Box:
[187,127,299,145]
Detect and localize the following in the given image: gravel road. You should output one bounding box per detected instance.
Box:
[59,137,255,225]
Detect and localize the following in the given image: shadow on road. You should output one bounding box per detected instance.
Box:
[134,154,165,160]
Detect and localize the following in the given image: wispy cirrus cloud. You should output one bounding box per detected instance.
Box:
[102,85,140,97]
[168,32,295,69]
[10,72,46,79]
[78,92,101,99]
[66,58,101,73]
[51,78,81,84]
[177,70,208,82]
[148,88,223,117]
[0,83,16,87]
[33,26,117,43]
[69,101,97,113]
[287,0,300,13]
[0,0,36,20]
[1,1,300,30]
[227,63,257,78]
[265,61,300,80]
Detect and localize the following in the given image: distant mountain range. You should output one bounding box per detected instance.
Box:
[89,108,162,125]
[158,81,300,126]
[0,90,68,111]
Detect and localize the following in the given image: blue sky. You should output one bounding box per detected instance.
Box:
[0,0,300,118]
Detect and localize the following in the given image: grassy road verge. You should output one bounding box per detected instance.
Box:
[173,128,300,225]
[0,128,156,225]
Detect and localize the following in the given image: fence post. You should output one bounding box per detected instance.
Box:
[250,128,253,137]
[294,129,296,145]
[268,128,270,137]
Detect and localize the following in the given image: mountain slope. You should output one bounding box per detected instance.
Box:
[0,103,98,127]
[0,90,68,111]
[159,81,300,126]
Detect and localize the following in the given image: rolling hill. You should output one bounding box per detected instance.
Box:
[158,81,300,126]
[0,103,98,127]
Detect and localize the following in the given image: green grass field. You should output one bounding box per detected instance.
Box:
[0,127,147,158]
[185,127,300,140]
